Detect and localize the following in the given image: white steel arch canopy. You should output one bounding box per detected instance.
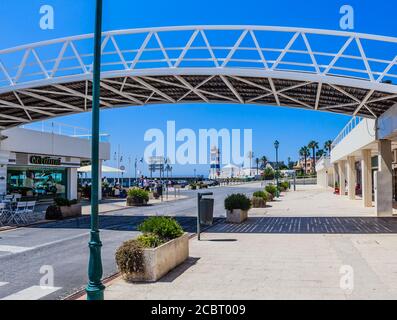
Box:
[0,25,397,128]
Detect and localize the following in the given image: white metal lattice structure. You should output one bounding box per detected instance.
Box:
[0,25,397,128]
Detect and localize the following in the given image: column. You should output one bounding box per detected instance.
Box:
[375,140,393,216]
[338,160,346,195]
[333,163,338,190]
[361,149,373,207]
[67,167,78,200]
[347,156,356,200]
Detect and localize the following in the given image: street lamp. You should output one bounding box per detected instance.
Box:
[86,0,105,300]
[274,140,280,198]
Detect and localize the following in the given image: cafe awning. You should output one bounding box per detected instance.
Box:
[77,165,125,173]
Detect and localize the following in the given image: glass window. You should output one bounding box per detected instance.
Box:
[7,167,67,199]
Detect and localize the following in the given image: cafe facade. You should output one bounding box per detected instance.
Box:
[0,126,110,201]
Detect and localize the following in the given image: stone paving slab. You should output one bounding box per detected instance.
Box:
[104,232,397,300]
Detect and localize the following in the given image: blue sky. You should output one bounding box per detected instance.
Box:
[0,0,395,176]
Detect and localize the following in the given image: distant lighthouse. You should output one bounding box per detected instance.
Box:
[209,146,221,179]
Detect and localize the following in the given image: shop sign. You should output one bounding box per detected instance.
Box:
[30,155,61,166]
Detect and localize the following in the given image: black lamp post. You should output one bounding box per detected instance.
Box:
[274,140,280,198]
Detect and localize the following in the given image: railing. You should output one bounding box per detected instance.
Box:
[21,121,110,142]
[331,116,363,148]
[1,26,397,92]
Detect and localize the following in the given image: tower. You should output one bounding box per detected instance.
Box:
[209,146,220,179]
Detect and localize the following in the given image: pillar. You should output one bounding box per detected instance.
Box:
[361,149,373,207]
[338,160,346,195]
[67,167,78,200]
[375,140,393,216]
[347,156,356,200]
[333,163,338,189]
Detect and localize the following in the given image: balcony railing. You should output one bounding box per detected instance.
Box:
[21,121,110,142]
[331,116,363,149]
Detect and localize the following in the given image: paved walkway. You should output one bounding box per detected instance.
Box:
[103,185,397,300]
[252,185,376,217]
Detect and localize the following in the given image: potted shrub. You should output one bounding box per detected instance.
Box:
[278,181,290,192]
[115,217,188,282]
[45,198,82,220]
[189,183,197,190]
[224,193,251,223]
[126,187,149,206]
[265,184,279,198]
[252,191,268,208]
[334,182,340,195]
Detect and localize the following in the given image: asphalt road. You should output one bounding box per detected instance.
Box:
[0,183,258,300]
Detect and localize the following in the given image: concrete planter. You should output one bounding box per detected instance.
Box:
[125,233,189,282]
[126,197,148,206]
[226,209,248,223]
[60,204,82,218]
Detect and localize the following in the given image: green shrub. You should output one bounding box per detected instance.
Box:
[54,197,70,206]
[265,184,278,197]
[278,181,289,191]
[54,197,78,207]
[127,187,149,202]
[138,216,184,241]
[253,190,273,202]
[253,191,266,199]
[136,233,164,248]
[189,183,197,190]
[115,239,145,277]
[224,193,251,211]
[263,190,273,201]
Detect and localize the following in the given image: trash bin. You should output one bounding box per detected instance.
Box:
[199,198,214,225]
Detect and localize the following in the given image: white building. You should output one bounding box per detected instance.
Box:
[316,104,397,217]
[0,124,110,201]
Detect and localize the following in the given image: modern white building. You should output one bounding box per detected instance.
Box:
[317,104,397,217]
[0,124,110,201]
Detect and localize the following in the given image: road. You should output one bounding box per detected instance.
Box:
[0,183,259,300]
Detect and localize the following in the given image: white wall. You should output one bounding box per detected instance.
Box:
[378,103,397,139]
[0,127,110,160]
[331,118,376,163]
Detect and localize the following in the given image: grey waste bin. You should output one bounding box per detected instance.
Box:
[199,198,214,225]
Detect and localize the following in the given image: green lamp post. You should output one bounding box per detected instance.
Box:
[274,140,280,198]
[86,0,105,300]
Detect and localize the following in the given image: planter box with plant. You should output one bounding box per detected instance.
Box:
[45,198,81,220]
[278,181,290,192]
[252,191,269,208]
[224,193,251,223]
[126,187,149,206]
[265,184,279,198]
[115,216,188,282]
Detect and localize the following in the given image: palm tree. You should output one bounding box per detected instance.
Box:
[255,158,259,175]
[260,156,268,169]
[308,140,319,167]
[324,140,333,156]
[316,149,325,159]
[299,146,310,174]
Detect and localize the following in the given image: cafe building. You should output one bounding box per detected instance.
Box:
[0,125,110,201]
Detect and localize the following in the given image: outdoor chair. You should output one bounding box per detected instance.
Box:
[0,203,7,226]
[25,201,36,222]
[8,201,27,225]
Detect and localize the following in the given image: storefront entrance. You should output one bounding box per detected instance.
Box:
[7,166,67,200]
